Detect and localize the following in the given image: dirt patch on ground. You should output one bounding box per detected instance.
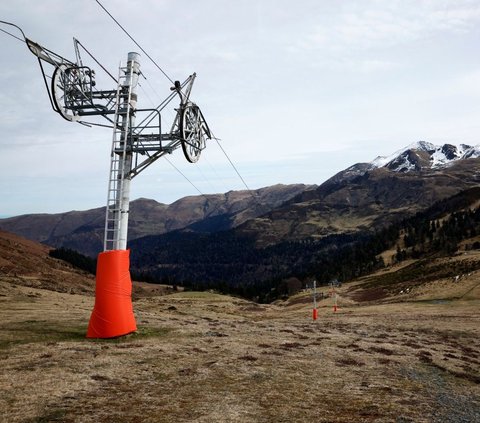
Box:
[350,286,389,302]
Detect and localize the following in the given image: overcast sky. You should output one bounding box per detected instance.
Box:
[1,0,479,216]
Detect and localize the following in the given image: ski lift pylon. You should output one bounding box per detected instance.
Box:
[15,28,213,339]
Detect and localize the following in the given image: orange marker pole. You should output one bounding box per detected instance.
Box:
[312,279,318,320]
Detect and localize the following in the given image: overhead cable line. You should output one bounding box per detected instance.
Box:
[163,156,207,199]
[74,39,118,83]
[195,161,220,195]
[94,0,175,84]
[0,20,26,43]
[0,27,24,43]
[92,2,258,204]
[213,135,259,201]
[201,155,227,194]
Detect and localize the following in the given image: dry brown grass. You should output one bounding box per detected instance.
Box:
[1,275,479,423]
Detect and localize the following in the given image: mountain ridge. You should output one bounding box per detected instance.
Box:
[239,156,480,246]
[0,184,312,256]
[2,141,480,256]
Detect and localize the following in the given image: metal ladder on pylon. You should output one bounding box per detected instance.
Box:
[103,60,135,251]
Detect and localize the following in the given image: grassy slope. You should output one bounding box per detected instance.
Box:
[1,262,479,422]
[1,226,479,422]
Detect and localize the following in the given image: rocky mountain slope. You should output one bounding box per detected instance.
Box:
[239,148,480,246]
[0,184,311,257]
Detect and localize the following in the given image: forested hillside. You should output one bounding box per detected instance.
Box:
[124,188,480,302]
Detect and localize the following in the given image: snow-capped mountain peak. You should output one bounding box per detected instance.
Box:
[370,141,480,173]
[327,141,480,186]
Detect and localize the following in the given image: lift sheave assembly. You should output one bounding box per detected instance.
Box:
[24,33,212,338]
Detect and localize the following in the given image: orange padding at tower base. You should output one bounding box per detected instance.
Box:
[86,249,137,338]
